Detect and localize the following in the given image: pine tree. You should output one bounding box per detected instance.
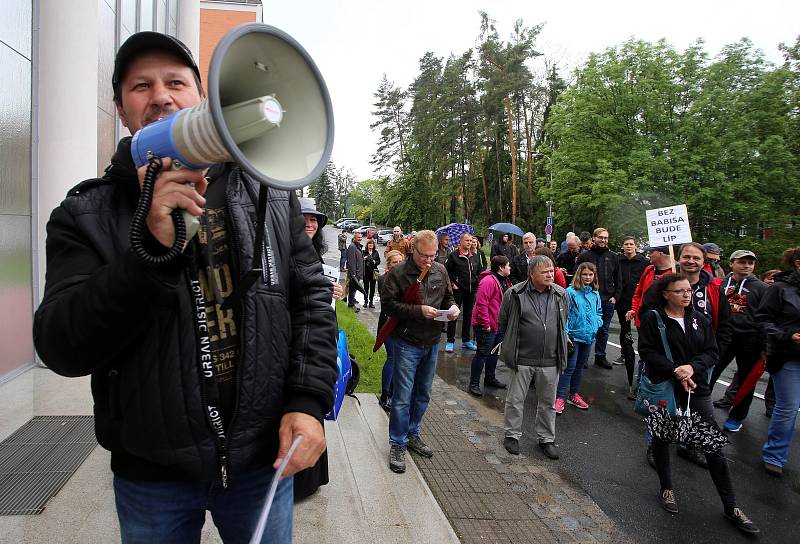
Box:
[308,161,338,218]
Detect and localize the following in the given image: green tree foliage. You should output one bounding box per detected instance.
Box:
[545,37,798,269]
[309,161,356,219]
[365,12,553,232]
[307,161,337,218]
[370,75,408,172]
[363,16,797,270]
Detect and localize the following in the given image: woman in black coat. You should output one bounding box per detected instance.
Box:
[294,198,338,500]
[638,273,758,534]
[363,238,381,308]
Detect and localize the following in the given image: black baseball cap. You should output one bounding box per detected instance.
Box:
[112,32,201,101]
[643,245,669,253]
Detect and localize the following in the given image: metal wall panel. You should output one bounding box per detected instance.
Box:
[0,44,32,216]
[0,0,32,60]
[98,0,116,116]
[157,0,168,33]
[139,0,155,31]
[97,109,116,176]
[120,0,137,36]
[0,215,33,380]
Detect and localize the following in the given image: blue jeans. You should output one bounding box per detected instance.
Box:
[381,335,395,394]
[389,336,440,447]
[339,249,347,270]
[114,465,293,544]
[557,341,591,399]
[762,359,800,468]
[470,327,501,386]
[594,300,616,358]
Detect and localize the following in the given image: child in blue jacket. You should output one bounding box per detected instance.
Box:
[556,262,604,413]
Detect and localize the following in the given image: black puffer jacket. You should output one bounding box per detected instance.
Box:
[33,138,338,483]
[618,253,648,305]
[576,246,621,302]
[756,270,800,374]
[445,248,480,293]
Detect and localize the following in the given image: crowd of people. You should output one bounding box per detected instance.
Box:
[337,221,799,537]
[38,27,795,543]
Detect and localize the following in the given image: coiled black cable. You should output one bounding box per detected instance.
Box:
[128,154,188,265]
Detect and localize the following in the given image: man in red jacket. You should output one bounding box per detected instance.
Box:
[468,256,513,396]
[628,246,674,327]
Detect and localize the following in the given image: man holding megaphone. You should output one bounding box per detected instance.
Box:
[33,30,338,543]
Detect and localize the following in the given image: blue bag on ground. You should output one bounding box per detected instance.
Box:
[326,330,352,421]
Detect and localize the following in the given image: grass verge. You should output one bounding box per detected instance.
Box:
[335,301,384,394]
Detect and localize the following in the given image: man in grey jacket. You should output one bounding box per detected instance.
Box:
[346,232,364,310]
[499,255,568,459]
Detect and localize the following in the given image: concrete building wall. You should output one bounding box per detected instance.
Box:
[0,0,202,437]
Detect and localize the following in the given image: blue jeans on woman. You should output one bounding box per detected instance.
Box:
[389,336,440,447]
[763,359,800,468]
[381,336,395,394]
[114,464,293,543]
[557,341,591,399]
[470,327,502,387]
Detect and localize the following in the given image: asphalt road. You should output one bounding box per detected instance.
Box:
[323,226,798,543]
[437,312,799,544]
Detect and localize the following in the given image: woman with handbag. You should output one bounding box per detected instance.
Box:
[637,273,758,534]
[363,238,382,308]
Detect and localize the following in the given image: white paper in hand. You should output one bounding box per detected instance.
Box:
[322,264,340,283]
[434,307,458,322]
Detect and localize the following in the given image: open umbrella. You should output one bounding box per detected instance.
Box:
[731,358,766,410]
[489,222,524,237]
[646,391,729,454]
[435,223,475,249]
[372,264,431,352]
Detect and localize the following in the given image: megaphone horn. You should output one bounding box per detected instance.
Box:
[131,23,334,191]
[129,24,334,264]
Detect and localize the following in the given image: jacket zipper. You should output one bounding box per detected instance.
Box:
[223,169,250,486]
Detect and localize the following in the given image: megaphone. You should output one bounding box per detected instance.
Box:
[128,24,334,262]
[132,23,333,189]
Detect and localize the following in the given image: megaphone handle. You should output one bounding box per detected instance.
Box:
[170,161,201,240]
[129,155,188,265]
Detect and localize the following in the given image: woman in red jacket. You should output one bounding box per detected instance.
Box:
[468,256,513,397]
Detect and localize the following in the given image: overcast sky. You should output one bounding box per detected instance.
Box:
[261,0,799,181]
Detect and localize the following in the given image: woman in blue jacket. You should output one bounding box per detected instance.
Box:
[556,262,603,413]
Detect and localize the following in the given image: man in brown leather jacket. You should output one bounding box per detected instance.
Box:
[381,230,458,473]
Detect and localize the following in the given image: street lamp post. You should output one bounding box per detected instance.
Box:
[533,153,554,241]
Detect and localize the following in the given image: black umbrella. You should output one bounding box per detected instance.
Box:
[645,391,728,454]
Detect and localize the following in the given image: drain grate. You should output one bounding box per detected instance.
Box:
[0,415,97,515]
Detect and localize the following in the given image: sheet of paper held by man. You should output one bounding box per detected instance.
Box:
[434,307,458,321]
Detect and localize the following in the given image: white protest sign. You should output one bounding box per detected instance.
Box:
[646,204,692,246]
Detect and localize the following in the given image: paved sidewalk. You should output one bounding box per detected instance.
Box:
[351,302,632,544]
[418,377,630,543]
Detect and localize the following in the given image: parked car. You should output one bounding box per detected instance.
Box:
[376,229,393,245]
[352,225,377,236]
[334,217,356,228]
[344,222,362,232]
